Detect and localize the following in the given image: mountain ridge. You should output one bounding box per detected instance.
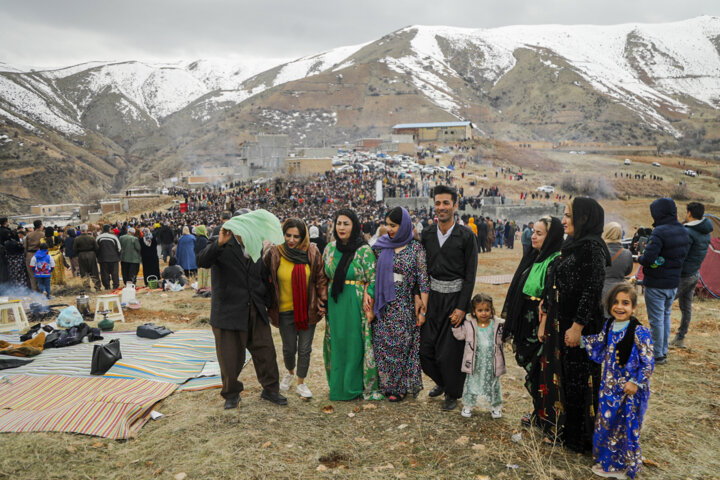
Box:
[1,16,720,211]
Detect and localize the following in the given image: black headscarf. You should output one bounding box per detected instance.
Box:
[562,197,611,266]
[502,216,564,342]
[331,208,367,302]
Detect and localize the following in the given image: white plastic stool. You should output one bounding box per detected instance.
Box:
[94,294,125,323]
[0,300,30,333]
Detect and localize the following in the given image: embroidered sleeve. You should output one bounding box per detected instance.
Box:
[415,242,430,294]
[575,244,605,326]
[633,327,655,387]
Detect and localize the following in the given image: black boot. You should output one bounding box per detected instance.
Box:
[428,385,444,398]
[261,389,288,406]
[442,395,457,411]
[223,396,240,409]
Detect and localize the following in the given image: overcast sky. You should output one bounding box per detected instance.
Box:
[1,0,718,68]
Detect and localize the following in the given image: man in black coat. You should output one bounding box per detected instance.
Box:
[476,217,488,253]
[197,228,286,409]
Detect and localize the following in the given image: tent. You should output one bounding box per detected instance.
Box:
[696,214,720,299]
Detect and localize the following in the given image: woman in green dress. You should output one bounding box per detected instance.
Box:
[323,208,382,401]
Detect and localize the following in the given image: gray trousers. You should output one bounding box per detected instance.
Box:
[278,311,316,379]
[675,273,699,339]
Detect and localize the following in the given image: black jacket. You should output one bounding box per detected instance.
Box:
[638,198,689,289]
[196,238,272,330]
[156,226,175,245]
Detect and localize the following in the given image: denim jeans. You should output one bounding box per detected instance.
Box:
[644,286,677,359]
[278,311,316,378]
[37,277,51,297]
[674,273,699,340]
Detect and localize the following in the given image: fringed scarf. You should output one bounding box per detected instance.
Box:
[278,219,311,330]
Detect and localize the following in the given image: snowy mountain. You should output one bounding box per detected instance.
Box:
[2,16,720,210]
[1,16,719,139]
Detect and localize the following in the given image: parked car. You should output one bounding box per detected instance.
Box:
[652,162,661,167]
[624,159,631,165]
[537,185,555,193]
[161,188,169,195]
[684,169,697,177]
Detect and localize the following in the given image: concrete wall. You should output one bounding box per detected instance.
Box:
[384,197,564,225]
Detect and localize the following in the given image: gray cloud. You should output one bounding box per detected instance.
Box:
[1,0,718,67]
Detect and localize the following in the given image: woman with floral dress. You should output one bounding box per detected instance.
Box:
[372,206,429,401]
[323,208,382,401]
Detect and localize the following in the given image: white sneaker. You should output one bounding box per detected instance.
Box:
[491,407,502,419]
[461,407,472,418]
[296,383,313,398]
[279,373,294,391]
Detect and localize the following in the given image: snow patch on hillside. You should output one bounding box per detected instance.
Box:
[273,42,370,86]
[0,76,83,134]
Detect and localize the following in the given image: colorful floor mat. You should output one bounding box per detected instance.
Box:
[0,374,177,439]
[104,330,219,384]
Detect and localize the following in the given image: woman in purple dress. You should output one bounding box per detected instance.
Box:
[372,206,430,401]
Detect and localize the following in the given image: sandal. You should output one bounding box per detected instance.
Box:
[387,393,406,403]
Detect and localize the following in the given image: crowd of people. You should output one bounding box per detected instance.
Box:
[0,170,713,479]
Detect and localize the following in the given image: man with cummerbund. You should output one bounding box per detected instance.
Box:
[420,185,478,411]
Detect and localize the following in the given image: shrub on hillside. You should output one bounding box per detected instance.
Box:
[560,174,616,199]
[671,183,691,201]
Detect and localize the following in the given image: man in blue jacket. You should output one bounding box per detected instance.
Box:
[671,202,713,349]
[638,198,689,364]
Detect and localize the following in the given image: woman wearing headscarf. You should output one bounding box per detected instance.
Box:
[308,225,326,255]
[140,227,161,288]
[601,222,633,305]
[263,218,327,399]
[323,208,382,401]
[194,225,211,290]
[176,226,197,276]
[538,197,610,453]
[372,207,430,402]
[502,216,563,429]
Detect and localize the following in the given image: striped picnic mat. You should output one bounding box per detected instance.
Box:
[0,374,176,439]
[104,330,218,384]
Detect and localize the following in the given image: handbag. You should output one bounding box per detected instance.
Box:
[90,339,122,375]
[136,323,173,339]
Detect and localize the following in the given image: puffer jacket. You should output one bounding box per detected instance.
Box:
[681,217,714,277]
[96,232,121,263]
[452,315,506,377]
[638,197,689,289]
[262,242,328,327]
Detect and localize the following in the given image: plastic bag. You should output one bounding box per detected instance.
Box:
[57,306,84,328]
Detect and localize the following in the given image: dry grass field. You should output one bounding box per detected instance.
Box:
[2,149,719,479]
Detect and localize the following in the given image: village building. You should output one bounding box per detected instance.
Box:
[392,121,474,143]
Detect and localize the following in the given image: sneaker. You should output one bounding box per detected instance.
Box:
[670,336,687,349]
[491,407,502,419]
[591,463,628,479]
[655,356,667,365]
[296,383,313,398]
[461,407,472,418]
[280,373,295,391]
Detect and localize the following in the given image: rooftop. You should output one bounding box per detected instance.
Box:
[393,121,473,129]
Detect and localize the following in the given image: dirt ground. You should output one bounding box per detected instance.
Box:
[2,149,719,479]
[2,245,719,480]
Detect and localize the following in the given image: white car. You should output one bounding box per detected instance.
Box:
[537,185,555,193]
[652,162,661,167]
[161,188,169,195]
[684,169,697,177]
[624,159,631,165]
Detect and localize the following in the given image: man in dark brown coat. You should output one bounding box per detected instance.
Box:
[197,228,286,409]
